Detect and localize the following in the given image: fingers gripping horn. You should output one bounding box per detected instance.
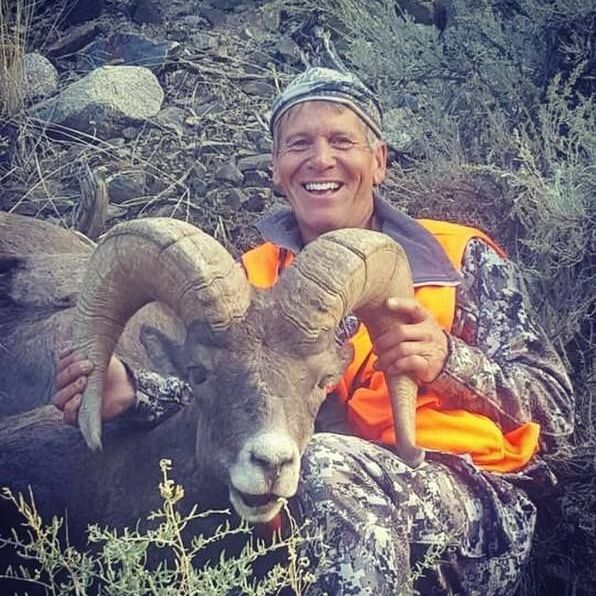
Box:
[273,228,424,467]
[73,218,251,451]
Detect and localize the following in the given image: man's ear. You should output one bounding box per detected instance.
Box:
[271,157,281,191]
[372,142,388,185]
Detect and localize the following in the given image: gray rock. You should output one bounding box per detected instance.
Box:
[214,160,244,185]
[220,188,247,211]
[31,66,164,139]
[190,32,219,51]
[23,53,58,100]
[241,80,274,97]
[106,204,129,221]
[153,106,187,136]
[243,169,271,188]
[384,108,419,152]
[107,170,146,203]
[121,127,138,140]
[46,22,99,58]
[237,153,272,172]
[198,5,227,27]
[243,190,266,212]
[79,33,179,73]
[179,15,203,28]
[276,36,302,64]
[189,162,209,196]
[260,5,281,32]
[132,0,162,24]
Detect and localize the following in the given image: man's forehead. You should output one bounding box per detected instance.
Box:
[277,100,367,136]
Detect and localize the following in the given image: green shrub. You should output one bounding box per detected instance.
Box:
[0,459,322,595]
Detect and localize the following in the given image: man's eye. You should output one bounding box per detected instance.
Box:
[287,139,309,151]
[332,137,355,149]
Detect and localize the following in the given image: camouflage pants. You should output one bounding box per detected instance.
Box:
[292,433,536,596]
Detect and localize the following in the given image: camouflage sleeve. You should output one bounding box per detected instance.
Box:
[121,366,193,426]
[429,238,574,453]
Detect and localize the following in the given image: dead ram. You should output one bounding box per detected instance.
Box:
[0,215,423,569]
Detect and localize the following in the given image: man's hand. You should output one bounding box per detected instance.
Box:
[52,348,136,425]
[373,297,449,384]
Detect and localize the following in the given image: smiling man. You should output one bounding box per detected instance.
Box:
[54,67,573,595]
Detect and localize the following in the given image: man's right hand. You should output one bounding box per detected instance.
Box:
[52,347,136,425]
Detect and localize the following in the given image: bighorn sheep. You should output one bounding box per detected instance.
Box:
[0,215,423,554]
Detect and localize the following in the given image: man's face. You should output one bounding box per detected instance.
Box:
[272,101,387,243]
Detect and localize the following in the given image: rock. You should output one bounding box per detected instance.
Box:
[220,188,247,211]
[246,130,272,153]
[237,153,272,172]
[179,15,203,28]
[384,108,419,152]
[153,106,187,136]
[260,5,281,32]
[79,33,179,73]
[243,190,266,212]
[214,160,244,185]
[276,36,302,64]
[193,98,225,118]
[106,204,129,221]
[190,32,219,51]
[23,53,58,100]
[46,22,99,58]
[121,127,138,140]
[243,169,271,188]
[31,66,164,139]
[107,171,146,203]
[241,80,274,97]
[131,0,162,24]
[198,4,227,27]
[63,0,104,26]
[188,163,209,196]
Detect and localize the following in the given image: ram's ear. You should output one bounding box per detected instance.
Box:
[139,324,186,377]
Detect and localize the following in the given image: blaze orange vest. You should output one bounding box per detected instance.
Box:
[242,220,540,472]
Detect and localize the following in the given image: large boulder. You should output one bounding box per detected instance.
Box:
[30,66,164,139]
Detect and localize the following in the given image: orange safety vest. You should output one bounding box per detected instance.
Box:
[242,220,540,472]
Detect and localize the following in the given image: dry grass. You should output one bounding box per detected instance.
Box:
[0,0,33,117]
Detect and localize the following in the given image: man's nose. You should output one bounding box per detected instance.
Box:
[308,139,335,169]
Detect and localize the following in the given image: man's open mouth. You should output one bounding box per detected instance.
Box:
[303,181,343,194]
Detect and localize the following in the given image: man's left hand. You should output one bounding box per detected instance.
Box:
[373,297,449,384]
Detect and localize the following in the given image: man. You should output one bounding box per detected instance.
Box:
[54,67,573,595]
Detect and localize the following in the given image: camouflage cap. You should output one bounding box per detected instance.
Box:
[270,67,383,139]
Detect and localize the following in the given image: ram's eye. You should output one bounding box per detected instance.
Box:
[187,365,208,385]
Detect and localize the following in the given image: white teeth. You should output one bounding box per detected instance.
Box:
[304,181,341,192]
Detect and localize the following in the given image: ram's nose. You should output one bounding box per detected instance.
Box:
[249,434,296,482]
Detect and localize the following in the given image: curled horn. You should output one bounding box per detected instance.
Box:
[73,218,251,451]
[273,228,424,467]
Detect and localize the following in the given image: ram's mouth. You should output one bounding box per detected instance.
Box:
[229,487,286,523]
[238,491,277,508]
[302,181,343,196]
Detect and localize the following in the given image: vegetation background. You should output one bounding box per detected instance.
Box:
[0,0,594,594]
